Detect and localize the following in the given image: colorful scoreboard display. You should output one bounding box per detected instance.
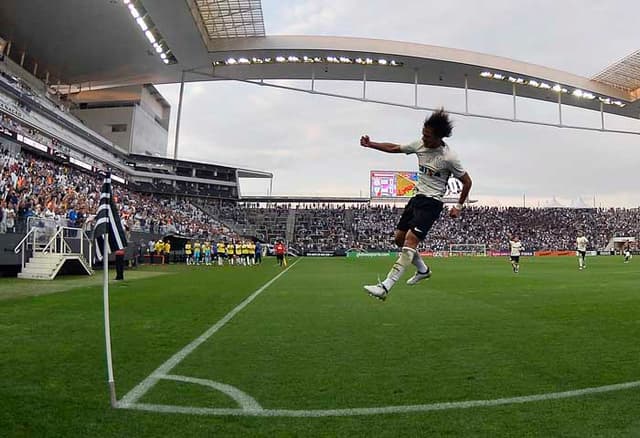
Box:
[370,170,464,199]
[370,170,419,198]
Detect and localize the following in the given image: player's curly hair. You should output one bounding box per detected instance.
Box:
[424,108,453,138]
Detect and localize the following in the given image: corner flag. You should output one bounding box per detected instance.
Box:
[94,173,127,260]
[94,172,127,408]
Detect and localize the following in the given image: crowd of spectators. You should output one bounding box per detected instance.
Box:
[0,148,235,240]
[207,203,640,253]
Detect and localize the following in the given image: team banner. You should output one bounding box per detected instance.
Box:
[370,170,463,198]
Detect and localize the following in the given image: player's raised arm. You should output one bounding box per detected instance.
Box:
[360,135,403,153]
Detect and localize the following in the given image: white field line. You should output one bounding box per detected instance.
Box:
[162,375,263,411]
[118,260,300,408]
[125,379,640,417]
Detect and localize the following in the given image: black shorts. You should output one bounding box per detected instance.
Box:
[577,250,586,258]
[510,256,520,263]
[276,254,284,261]
[397,195,444,240]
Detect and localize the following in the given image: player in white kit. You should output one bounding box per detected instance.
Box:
[576,231,588,270]
[359,109,473,300]
[508,234,524,273]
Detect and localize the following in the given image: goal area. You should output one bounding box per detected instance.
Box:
[448,243,487,257]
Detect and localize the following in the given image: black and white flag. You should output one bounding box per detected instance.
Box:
[94,173,127,261]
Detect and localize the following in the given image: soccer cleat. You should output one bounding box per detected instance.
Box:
[406,269,431,285]
[364,283,388,301]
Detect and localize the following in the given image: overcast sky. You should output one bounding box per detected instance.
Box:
[157,0,640,207]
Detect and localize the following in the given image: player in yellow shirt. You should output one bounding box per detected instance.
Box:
[234,242,242,265]
[226,242,235,265]
[163,240,171,264]
[185,241,192,265]
[217,241,226,266]
[248,241,255,266]
[241,241,250,266]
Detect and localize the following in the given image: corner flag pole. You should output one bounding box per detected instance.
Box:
[102,218,117,408]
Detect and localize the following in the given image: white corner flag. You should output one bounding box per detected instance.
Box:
[93,172,127,408]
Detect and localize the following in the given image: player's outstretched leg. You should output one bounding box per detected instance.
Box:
[364,247,416,300]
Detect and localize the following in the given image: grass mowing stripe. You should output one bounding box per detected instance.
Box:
[118,260,299,408]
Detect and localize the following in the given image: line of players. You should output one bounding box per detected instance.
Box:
[184,240,263,266]
[508,232,633,274]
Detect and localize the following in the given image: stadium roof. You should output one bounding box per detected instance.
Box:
[0,0,638,120]
[592,49,640,97]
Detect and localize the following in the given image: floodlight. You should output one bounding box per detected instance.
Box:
[144,30,156,43]
[539,82,551,89]
[572,89,583,97]
[226,58,237,64]
[493,73,505,80]
[528,80,540,87]
[128,4,140,18]
[480,71,492,78]
[238,58,250,64]
[136,17,148,31]
[160,53,167,59]
[287,56,300,62]
[275,56,286,62]
[378,59,388,65]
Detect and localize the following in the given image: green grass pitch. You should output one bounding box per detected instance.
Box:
[1,256,639,437]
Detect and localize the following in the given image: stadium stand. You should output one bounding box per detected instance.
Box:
[200,202,640,253]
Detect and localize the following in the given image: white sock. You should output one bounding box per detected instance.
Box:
[412,251,429,273]
[382,247,416,291]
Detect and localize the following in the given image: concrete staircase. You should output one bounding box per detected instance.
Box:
[18,252,93,280]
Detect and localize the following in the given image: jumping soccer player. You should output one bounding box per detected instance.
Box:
[360,109,472,300]
[576,231,588,270]
[508,234,523,273]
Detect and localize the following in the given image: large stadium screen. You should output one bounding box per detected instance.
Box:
[370,170,419,198]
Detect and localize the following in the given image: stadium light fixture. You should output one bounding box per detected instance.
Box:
[212,54,403,68]
[144,30,156,44]
[136,17,148,31]
[128,4,140,18]
[480,70,624,106]
[124,1,177,65]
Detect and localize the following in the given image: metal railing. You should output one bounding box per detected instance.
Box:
[14,225,92,270]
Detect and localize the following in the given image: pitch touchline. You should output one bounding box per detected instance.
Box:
[118,260,300,408]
